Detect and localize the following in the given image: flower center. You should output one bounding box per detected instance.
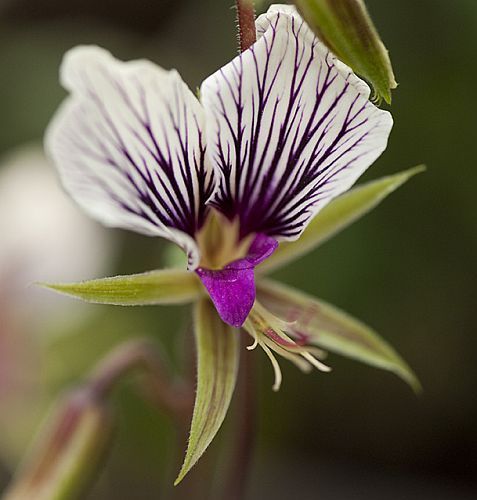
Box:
[196,210,253,270]
[194,210,278,328]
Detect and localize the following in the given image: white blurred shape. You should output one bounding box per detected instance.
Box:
[0,143,115,321]
[0,144,116,466]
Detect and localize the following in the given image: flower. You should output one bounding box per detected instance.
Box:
[44,3,420,483]
[47,3,390,333]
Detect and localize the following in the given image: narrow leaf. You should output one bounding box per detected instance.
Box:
[175,299,240,485]
[39,269,203,306]
[258,279,421,392]
[259,166,425,274]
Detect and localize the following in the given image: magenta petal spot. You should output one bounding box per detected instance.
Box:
[196,234,278,327]
[245,233,278,265]
[196,266,255,328]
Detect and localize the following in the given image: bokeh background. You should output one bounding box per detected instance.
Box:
[0,0,476,498]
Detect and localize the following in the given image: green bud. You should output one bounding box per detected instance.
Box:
[3,388,114,500]
[294,0,397,104]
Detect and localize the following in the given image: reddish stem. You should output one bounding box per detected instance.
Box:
[236,0,257,52]
[222,335,257,500]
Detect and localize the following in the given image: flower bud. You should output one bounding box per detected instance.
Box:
[3,387,114,500]
[294,0,397,103]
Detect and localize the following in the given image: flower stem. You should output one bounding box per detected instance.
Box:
[236,0,256,52]
[222,335,257,500]
[89,338,193,420]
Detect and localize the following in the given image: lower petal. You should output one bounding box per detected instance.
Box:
[196,234,278,327]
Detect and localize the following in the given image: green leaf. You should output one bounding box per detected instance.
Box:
[294,0,397,104]
[39,269,203,306]
[175,299,239,485]
[259,166,425,274]
[258,279,421,392]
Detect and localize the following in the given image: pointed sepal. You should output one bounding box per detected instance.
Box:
[175,299,240,484]
[258,279,421,392]
[259,166,425,274]
[39,269,203,306]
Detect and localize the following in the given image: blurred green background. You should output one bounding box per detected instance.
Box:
[0,0,476,498]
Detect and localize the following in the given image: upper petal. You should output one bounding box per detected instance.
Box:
[201,7,392,241]
[256,5,376,98]
[46,46,215,268]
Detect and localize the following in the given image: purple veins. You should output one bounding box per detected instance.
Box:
[201,10,392,242]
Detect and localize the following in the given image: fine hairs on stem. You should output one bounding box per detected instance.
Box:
[236,0,256,52]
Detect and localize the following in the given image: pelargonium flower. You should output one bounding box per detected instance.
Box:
[44,4,420,483]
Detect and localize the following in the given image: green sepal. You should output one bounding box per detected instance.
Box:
[259,166,425,274]
[294,0,397,104]
[39,269,203,306]
[258,279,421,393]
[175,299,239,485]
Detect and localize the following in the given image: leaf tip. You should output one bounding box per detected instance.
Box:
[174,457,195,486]
[387,164,426,193]
[404,164,426,178]
[393,364,422,396]
[405,372,423,396]
[34,281,64,293]
[173,473,184,487]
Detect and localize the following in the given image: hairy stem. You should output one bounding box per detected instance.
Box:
[89,338,193,420]
[222,335,257,500]
[236,0,256,52]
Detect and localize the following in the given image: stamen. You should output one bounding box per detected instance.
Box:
[260,336,312,373]
[245,322,259,350]
[243,301,332,388]
[306,346,328,360]
[260,341,282,392]
[301,352,332,373]
[265,327,301,349]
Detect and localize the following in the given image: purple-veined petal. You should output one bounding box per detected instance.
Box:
[256,5,382,99]
[201,6,392,241]
[46,46,215,269]
[196,234,278,327]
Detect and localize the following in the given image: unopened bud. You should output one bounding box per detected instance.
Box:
[294,0,397,103]
[3,387,114,500]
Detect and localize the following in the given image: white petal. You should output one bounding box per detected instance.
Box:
[46,46,215,268]
[256,5,372,97]
[256,3,298,37]
[201,9,392,241]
